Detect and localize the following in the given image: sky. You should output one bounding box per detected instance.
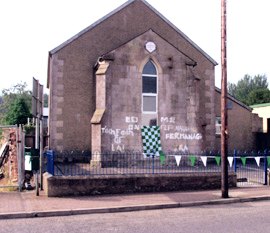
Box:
[0,0,269,93]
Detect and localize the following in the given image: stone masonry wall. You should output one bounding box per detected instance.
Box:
[49,54,65,152]
[43,172,237,197]
[48,0,216,155]
[101,30,205,153]
[214,90,263,152]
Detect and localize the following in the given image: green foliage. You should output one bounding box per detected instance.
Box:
[4,98,31,125]
[247,89,270,105]
[0,82,32,125]
[228,74,269,106]
[1,82,32,108]
[24,124,35,134]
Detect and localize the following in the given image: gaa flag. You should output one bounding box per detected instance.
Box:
[141,126,163,158]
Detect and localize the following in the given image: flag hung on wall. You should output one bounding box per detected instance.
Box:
[141,126,163,159]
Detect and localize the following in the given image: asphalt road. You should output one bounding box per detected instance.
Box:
[1,200,270,233]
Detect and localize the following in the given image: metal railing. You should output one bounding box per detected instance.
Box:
[45,151,224,175]
[44,150,270,186]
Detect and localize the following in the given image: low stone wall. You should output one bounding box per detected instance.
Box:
[43,172,237,197]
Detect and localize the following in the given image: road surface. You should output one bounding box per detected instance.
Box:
[1,200,269,233]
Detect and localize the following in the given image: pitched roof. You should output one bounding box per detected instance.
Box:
[250,103,270,108]
[215,87,252,111]
[49,0,218,66]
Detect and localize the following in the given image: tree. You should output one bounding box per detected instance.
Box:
[4,97,31,125]
[0,82,32,125]
[247,89,270,105]
[228,74,269,106]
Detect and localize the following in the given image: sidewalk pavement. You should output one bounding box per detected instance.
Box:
[0,186,270,219]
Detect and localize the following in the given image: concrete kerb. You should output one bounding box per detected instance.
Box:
[1,195,270,220]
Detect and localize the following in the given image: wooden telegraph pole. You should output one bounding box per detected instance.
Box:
[221,0,229,198]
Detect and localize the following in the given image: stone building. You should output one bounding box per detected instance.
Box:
[47,0,233,158]
[215,88,262,152]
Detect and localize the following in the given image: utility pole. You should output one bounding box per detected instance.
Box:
[221,0,229,198]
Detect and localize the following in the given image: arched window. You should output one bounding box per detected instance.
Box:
[142,60,157,113]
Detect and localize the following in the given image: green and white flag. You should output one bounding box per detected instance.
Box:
[174,155,182,166]
[141,126,163,158]
[189,156,196,166]
[255,157,261,167]
[200,156,207,167]
[215,156,221,166]
[241,157,247,166]
[228,157,234,167]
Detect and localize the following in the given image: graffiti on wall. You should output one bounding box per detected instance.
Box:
[160,117,202,140]
[160,117,202,152]
[101,126,134,144]
[101,116,138,151]
[102,116,202,151]
[177,144,189,153]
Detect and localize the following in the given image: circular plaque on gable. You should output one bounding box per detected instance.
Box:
[145,41,156,53]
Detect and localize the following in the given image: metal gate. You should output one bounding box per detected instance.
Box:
[0,125,24,191]
[233,150,268,186]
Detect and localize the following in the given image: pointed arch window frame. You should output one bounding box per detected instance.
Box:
[142,60,158,114]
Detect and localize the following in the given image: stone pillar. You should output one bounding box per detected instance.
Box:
[90,60,109,167]
[186,65,202,152]
[91,120,102,167]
